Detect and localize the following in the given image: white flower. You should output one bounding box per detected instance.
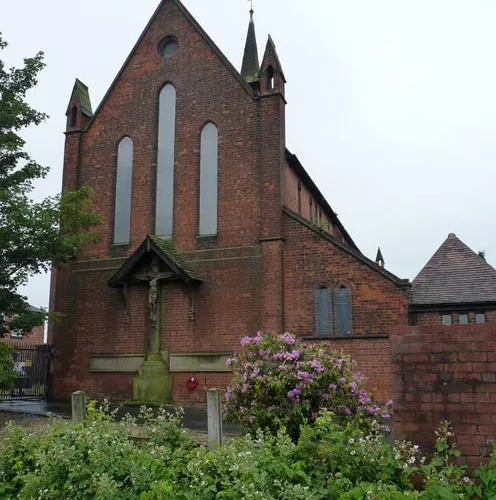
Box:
[349,438,355,444]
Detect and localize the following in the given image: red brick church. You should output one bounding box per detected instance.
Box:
[49,0,412,405]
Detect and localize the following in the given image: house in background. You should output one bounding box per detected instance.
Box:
[0,305,45,346]
[409,233,496,326]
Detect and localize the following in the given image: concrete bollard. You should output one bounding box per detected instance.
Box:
[207,388,223,450]
[71,391,86,423]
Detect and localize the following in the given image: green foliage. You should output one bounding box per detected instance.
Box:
[0,33,102,335]
[225,332,391,440]
[469,445,496,498]
[0,343,14,392]
[0,406,482,499]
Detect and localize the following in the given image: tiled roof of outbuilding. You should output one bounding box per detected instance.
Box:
[411,233,496,305]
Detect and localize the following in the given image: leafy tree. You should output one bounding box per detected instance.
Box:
[0,34,102,336]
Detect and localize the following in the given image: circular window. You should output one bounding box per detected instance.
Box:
[158,36,178,58]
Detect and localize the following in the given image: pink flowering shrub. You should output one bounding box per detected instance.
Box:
[224,332,391,439]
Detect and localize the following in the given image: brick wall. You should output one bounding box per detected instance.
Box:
[415,310,496,326]
[392,323,496,468]
[282,211,409,403]
[282,161,339,239]
[282,211,409,337]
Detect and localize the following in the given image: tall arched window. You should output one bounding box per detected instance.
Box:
[334,286,353,336]
[199,122,218,235]
[114,137,133,244]
[156,84,176,237]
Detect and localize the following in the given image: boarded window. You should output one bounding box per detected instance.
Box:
[314,287,333,337]
[442,314,452,325]
[199,122,218,235]
[114,137,133,244]
[156,84,176,237]
[476,313,486,324]
[334,286,353,336]
[459,313,468,324]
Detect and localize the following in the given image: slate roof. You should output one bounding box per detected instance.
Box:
[66,79,93,118]
[148,235,202,283]
[75,80,93,117]
[241,10,260,83]
[411,233,496,305]
[108,235,202,287]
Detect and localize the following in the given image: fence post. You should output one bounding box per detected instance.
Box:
[71,391,86,423]
[207,388,223,450]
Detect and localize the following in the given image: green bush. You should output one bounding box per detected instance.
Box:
[0,402,483,499]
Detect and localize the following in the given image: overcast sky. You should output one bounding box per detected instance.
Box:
[3,0,496,309]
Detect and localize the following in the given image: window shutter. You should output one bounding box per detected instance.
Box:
[314,288,333,337]
[334,287,353,336]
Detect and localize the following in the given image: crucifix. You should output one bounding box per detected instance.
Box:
[134,257,174,356]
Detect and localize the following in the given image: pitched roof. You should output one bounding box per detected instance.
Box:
[261,35,286,82]
[108,235,202,288]
[411,233,496,305]
[285,149,359,252]
[241,10,260,83]
[66,79,93,117]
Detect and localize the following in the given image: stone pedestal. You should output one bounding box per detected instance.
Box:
[132,354,172,405]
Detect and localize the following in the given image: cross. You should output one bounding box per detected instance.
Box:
[248,0,254,13]
[134,261,175,355]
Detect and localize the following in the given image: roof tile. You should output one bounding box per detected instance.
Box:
[411,233,496,305]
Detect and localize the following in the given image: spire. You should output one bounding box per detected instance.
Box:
[241,8,260,84]
[375,247,385,268]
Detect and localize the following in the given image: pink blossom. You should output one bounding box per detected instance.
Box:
[329,384,337,391]
[242,383,249,393]
[241,336,252,347]
[344,406,352,416]
[338,377,346,384]
[297,371,312,382]
[320,393,330,401]
[248,415,256,424]
[253,334,263,345]
[281,332,296,345]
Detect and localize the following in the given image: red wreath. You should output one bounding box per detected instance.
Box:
[186,376,198,391]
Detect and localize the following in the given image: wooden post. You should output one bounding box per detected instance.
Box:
[207,388,223,450]
[71,390,86,423]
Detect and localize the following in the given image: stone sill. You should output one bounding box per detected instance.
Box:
[302,335,389,341]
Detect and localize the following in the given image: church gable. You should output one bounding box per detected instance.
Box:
[87,0,254,131]
[72,0,265,254]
